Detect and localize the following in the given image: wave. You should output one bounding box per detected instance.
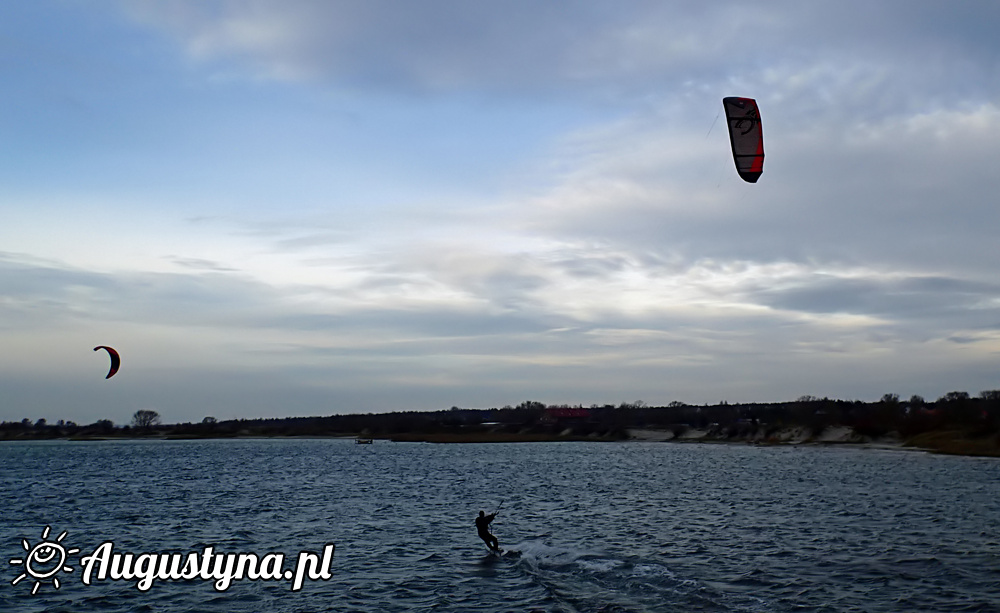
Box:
[503,539,771,612]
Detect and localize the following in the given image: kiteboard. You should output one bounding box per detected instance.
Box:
[485,544,522,559]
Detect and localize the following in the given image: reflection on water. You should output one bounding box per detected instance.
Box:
[1,439,999,612]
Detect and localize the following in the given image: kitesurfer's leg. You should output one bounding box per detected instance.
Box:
[479,532,499,551]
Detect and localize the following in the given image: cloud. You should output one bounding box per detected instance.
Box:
[124,1,736,92]
[169,256,240,272]
[508,100,1000,275]
[123,1,1000,106]
[6,2,1000,423]
[3,219,998,424]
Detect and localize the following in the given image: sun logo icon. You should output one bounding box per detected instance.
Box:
[10,526,80,595]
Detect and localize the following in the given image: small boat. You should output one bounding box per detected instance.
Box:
[355,437,374,444]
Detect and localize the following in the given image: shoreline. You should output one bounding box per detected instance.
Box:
[626,426,1000,457]
[2,426,999,457]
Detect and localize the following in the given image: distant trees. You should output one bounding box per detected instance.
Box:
[940,391,971,403]
[92,419,115,434]
[935,391,980,426]
[2,388,1000,443]
[132,410,161,429]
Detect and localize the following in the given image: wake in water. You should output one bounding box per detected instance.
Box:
[498,540,771,612]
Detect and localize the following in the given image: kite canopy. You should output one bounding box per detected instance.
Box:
[722,97,764,183]
[93,345,120,379]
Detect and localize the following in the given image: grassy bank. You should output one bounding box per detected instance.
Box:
[903,430,1000,457]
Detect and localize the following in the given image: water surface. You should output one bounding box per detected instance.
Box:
[2,439,999,611]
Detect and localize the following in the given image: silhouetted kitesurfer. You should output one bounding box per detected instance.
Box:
[475,510,500,552]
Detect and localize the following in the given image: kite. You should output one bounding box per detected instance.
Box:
[722,97,764,183]
[93,346,120,379]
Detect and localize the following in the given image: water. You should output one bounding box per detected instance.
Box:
[1,439,999,612]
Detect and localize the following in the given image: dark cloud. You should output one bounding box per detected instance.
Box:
[169,256,239,272]
[745,274,1000,322]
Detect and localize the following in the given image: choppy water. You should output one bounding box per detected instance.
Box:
[1,439,999,612]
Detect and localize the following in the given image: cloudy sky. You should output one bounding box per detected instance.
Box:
[2,1,999,425]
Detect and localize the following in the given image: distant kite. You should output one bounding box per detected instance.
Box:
[722,97,764,183]
[93,346,120,379]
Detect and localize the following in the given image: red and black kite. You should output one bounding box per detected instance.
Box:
[722,97,764,183]
[93,345,120,379]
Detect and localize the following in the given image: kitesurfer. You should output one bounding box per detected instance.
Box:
[475,510,500,552]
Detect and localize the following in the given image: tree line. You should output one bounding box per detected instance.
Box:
[2,390,999,441]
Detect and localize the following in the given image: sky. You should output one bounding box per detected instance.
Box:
[2,1,999,426]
